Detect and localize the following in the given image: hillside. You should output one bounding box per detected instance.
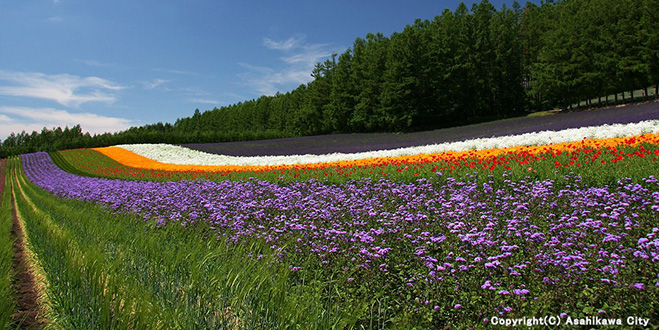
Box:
[183,101,659,157]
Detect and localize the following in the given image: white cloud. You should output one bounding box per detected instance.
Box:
[281,44,332,66]
[189,98,221,105]
[240,35,340,96]
[263,35,304,51]
[0,106,134,139]
[0,70,125,107]
[141,78,169,89]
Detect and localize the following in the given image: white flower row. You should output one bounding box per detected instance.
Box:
[116,120,659,167]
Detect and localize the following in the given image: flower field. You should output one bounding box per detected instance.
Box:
[55,121,659,185]
[6,120,659,328]
[112,120,659,167]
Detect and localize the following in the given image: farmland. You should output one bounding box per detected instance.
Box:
[2,116,659,328]
[2,0,659,327]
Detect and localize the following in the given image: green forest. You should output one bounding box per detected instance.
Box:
[1,0,658,158]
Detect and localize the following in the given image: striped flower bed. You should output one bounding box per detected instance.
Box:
[90,121,659,180]
[109,120,659,167]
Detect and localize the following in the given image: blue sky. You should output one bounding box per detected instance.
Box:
[0,0,530,140]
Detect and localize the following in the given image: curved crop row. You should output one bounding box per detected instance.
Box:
[54,133,659,186]
[110,120,659,167]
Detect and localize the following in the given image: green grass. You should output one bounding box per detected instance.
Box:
[0,159,14,330]
[8,157,354,329]
[526,109,560,117]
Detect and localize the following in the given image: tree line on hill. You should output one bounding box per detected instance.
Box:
[1,0,657,158]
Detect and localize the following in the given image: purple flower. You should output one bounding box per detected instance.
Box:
[513,288,530,295]
[454,304,462,309]
[485,260,500,269]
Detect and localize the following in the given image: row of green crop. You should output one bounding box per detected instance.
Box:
[6,157,357,329]
[48,150,90,177]
[0,159,14,328]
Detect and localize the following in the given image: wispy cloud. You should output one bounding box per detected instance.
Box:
[77,59,197,77]
[77,59,117,68]
[46,16,63,22]
[238,65,311,95]
[189,98,221,105]
[141,78,169,89]
[0,70,125,107]
[281,43,332,66]
[240,35,339,96]
[0,106,133,139]
[152,68,197,76]
[263,35,305,51]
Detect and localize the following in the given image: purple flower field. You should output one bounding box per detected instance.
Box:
[21,151,659,322]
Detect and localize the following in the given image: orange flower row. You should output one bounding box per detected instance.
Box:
[94,133,659,174]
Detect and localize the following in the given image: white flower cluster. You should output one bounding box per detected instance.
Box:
[116,120,659,166]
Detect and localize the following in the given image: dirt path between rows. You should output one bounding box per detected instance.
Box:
[4,159,45,329]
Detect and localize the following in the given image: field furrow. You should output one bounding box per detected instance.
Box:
[10,171,48,329]
[0,159,14,329]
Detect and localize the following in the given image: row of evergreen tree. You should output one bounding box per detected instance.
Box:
[1,0,658,158]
